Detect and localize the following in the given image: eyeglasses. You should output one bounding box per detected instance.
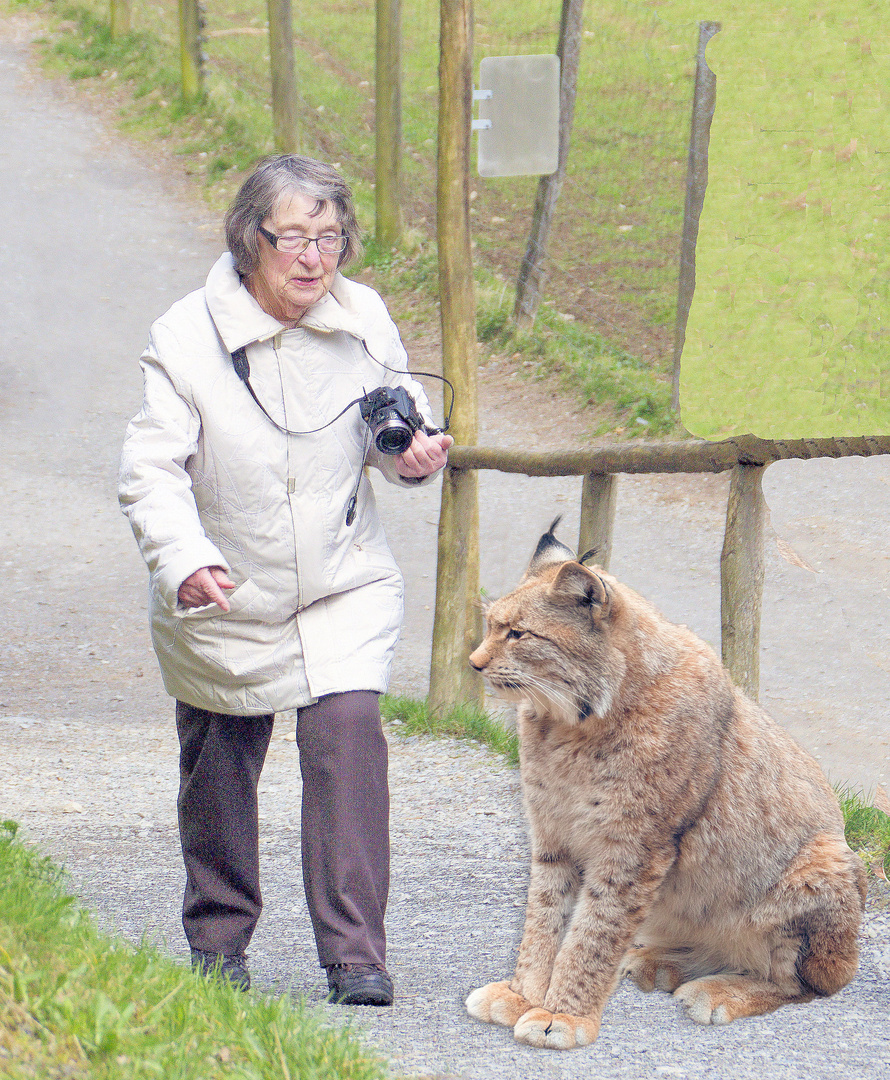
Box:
[258,226,347,256]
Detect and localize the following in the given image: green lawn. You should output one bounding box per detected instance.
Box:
[678,0,889,439]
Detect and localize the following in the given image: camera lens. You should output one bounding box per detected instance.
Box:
[375,420,414,455]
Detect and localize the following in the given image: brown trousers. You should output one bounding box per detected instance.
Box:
[176,690,389,967]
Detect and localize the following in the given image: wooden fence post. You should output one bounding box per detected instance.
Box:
[109,0,132,39]
[375,0,403,247]
[513,0,584,328]
[267,0,300,153]
[429,0,482,713]
[720,462,766,698]
[178,0,205,104]
[578,472,616,570]
[672,20,720,411]
[431,465,480,709]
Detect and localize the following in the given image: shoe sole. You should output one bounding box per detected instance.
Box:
[327,983,393,1006]
[329,991,393,1006]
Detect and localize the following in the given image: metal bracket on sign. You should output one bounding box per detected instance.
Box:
[472,88,492,129]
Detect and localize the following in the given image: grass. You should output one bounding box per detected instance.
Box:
[0,821,390,1080]
[675,0,890,440]
[381,694,520,768]
[836,787,890,882]
[473,281,675,433]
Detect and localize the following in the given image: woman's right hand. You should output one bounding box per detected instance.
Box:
[178,566,236,611]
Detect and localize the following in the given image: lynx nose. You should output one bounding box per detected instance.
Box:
[468,645,490,671]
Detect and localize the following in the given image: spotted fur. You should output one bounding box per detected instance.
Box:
[465,521,866,1050]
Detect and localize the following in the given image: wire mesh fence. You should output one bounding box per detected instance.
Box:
[57,0,710,373]
[53,1,887,438]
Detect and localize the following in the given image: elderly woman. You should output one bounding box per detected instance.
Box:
[120,155,451,1005]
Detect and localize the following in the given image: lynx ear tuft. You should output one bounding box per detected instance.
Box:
[523,517,577,580]
[550,561,609,610]
[578,548,599,566]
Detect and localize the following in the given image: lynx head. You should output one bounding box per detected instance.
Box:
[470,518,629,725]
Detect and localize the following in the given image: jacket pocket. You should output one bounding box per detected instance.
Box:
[171,577,265,621]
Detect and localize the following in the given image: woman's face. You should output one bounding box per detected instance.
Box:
[247,191,343,324]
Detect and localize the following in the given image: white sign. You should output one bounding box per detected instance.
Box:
[475,54,561,178]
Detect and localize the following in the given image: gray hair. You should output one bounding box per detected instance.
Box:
[225,155,362,277]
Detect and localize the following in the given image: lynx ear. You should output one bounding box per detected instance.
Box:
[550,561,610,611]
[523,516,577,580]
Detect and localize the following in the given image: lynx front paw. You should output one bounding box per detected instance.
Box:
[466,981,534,1028]
[513,1008,600,1050]
[621,947,687,993]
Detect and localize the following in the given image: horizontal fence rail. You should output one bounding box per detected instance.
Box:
[434,435,890,705]
[448,435,890,475]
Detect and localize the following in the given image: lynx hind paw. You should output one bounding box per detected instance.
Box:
[513,1008,600,1051]
[466,981,534,1028]
[674,975,802,1026]
[673,980,733,1026]
[621,948,687,993]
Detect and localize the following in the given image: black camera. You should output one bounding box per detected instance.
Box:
[359,386,428,455]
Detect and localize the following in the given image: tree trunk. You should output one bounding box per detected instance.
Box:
[672,21,721,411]
[109,0,132,40]
[375,0,403,247]
[178,0,204,104]
[267,0,300,154]
[578,472,616,570]
[429,0,482,712]
[720,463,766,698]
[513,0,584,328]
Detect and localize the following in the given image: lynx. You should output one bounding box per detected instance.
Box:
[465,520,866,1051]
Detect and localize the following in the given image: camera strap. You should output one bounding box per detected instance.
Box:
[230,346,365,437]
[345,422,371,527]
[229,341,452,526]
[230,345,398,528]
[358,339,453,436]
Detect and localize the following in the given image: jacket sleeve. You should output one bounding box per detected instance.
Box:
[363,314,445,489]
[119,336,229,611]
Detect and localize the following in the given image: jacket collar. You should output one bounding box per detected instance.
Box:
[205,252,367,353]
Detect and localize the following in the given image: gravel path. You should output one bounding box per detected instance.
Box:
[2,711,889,1080]
[0,16,887,1078]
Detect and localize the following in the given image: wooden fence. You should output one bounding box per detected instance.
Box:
[434,435,890,704]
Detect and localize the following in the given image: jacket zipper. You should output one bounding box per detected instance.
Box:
[272,334,303,612]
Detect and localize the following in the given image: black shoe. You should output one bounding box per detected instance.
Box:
[190,948,251,991]
[325,963,394,1006]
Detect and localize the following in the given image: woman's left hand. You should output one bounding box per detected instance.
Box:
[395,430,454,480]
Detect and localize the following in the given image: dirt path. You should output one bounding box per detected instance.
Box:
[0,16,888,1079]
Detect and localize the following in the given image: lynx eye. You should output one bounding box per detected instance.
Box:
[506,628,525,640]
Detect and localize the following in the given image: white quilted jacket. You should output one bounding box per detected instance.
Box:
[119,253,438,714]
